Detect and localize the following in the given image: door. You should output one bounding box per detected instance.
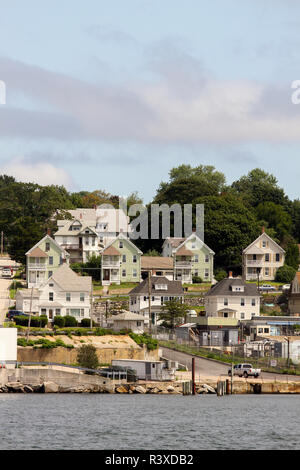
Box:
[145,362,151,380]
[103,269,110,281]
[48,309,53,320]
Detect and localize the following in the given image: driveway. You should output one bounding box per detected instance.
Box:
[160,346,300,383]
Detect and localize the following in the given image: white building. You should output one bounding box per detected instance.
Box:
[0,328,17,365]
[95,207,132,247]
[16,264,92,323]
[54,219,100,263]
[242,228,285,281]
[110,311,145,334]
[205,273,260,321]
[129,276,184,325]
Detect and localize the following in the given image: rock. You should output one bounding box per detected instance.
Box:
[6,382,25,393]
[166,386,175,393]
[202,384,216,394]
[134,385,146,394]
[147,387,159,394]
[115,385,128,394]
[23,385,34,393]
[42,381,59,393]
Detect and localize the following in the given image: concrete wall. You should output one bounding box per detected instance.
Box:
[17,345,159,365]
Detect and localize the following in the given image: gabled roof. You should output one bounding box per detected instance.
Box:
[102,245,121,256]
[129,276,184,296]
[101,233,143,255]
[165,233,215,255]
[45,264,92,292]
[243,232,285,254]
[176,246,193,256]
[205,278,259,297]
[27,247,48,258]
[112,311,145,321]
[26,235,69,258]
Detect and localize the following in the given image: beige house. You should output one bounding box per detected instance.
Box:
[110,311,145,334]
[242,228,285,281]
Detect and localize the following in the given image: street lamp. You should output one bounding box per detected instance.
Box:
[257,267,262,291]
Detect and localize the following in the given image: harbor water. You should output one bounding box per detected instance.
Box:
[0,394,299,450]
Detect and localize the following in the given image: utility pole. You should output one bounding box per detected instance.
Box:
[90,279,93,329]
[26,287,34,342]
[148,270,152,335]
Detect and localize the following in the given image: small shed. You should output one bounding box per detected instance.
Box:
[111,359,174,381]
[111,311,145,334]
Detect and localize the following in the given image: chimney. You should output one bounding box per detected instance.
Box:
[262,226,265,234]
[228,271,233,279]
[47,228,51,237]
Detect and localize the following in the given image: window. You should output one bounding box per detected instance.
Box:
[205,269,209,278]
[191,243,196,249]
[92,238,95,246]
[265,268,269,276]
[133,269,137,278]
[241,312,245,319]
[55,309,61,315]
[48,271,53,278]
[80,293,85,302]
[49,256,53,265]
[122,269,126,277]
[122,254,126,263]
[137,321,142,327]
[85,238,89,245]
[241,298,245,306]
[224,298,228,306]
[49,292,54,301]
[264,328,269,334]
[258,328,263,334]
[251,299,256,306]
[262,241,266,248]
[205,255,209,263]
[66,293,71,302]
[265,253,270,262]
[41,308,46,315]
[119,241,123,248]
[194,255,199,263]
[133,255,137,263]
[45,242,50,252]
[276,253,280,262]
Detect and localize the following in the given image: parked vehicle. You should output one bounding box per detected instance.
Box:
[281,284,291,291]
[228,363,261,378]
[258,284,276,292]
[1,266,13,278]
[7,310,27,320]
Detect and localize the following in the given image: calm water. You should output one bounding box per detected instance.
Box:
[0,394,299,450]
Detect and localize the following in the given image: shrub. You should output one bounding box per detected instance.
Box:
[80,318,96,327]
[77,344,99,369]
[192,276,203,284]
[53,316,65,328]
[214,269,227,282]
[64,315,78,327]
[275,265,297,284]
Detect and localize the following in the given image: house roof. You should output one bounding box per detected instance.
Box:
[48,264,92,292]
[141,256,173,270]
[176,246,193,256]
[243,232,285,254]
[27,247,48,258]
[205,278,259,297]
[16,288,40,298]
[26,235,69,258]
[102,245,121,256]
[100,233,142,255]
[112,311,145,321]
[129,276,184,296]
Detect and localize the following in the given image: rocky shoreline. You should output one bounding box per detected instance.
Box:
[0,381,217,395]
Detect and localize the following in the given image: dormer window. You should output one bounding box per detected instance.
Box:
[155,284,168,290]
[231,285,245,292]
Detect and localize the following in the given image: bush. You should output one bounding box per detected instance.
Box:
[214,269,227,282]
[53,316,65,328]
[77,344,99,369]
[192,276,203,284]
[80,318,96,327]
[14,315,48,327]
[64,315,78,327]
[275,265,297,284]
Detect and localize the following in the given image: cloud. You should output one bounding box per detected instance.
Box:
[0,156,75,189]
[1,50,300,145]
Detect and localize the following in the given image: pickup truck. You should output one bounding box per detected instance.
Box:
[228,363,261,378]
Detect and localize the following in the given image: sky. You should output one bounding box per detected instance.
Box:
[1,0,300,202]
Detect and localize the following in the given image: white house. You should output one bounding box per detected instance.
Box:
[205,273,260,321]
[110,311,145,334]
[16,264,92,323]
[129,276,184,325]
[242,228,285,281]
[95,207,132,247]
[54,219,100,263]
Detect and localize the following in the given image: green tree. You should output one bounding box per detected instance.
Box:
[77,344,99,369]
[256,202,292,240]
[275,265,297,284]
[159,299,189,328]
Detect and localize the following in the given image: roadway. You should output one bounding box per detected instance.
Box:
[160,346,300,382]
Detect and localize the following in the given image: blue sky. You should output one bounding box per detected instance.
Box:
[1,0,300,202]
